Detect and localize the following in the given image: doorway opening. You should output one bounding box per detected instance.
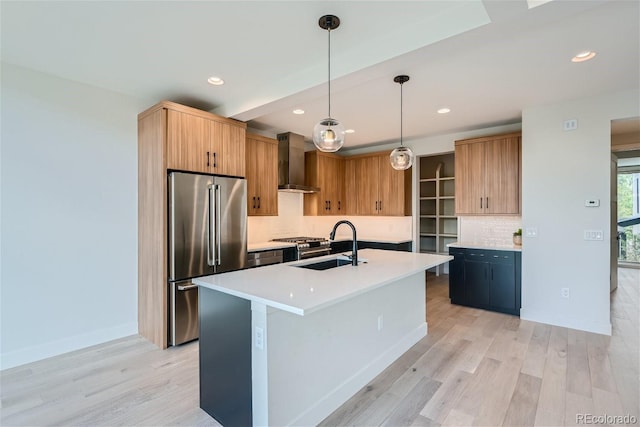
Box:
[611,117,640,270]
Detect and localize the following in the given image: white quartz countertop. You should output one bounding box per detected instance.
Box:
[447,241,522,252]
[194,249,452,316]
[248,241,296,252]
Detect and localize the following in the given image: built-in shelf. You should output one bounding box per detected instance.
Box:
[418,153,457,275]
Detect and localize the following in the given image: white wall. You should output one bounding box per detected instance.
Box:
[0,63,144,369]
[520,90,640,335]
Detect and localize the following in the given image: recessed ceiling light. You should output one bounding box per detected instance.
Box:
[207,76,225,85]
[571,51,596,62]
[437,108,451,114]
[344,129,355,134]
[293,109,305,115]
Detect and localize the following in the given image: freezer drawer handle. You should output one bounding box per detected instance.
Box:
[177,284,198,291]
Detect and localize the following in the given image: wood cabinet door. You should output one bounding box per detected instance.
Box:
[329,156,345,215]
[379,154,407,216]
[211,121,246,177]
[484,136,520,214]
[166,110,210,173]
[455,142,485,214]
[354,156,379,215]
[258,138,278,215]
[344,159,357,215]
[246,135,278,216]
[245,136,261,215]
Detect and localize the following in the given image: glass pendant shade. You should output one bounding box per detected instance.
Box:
[313,117,345,152]
[390,146,414,170]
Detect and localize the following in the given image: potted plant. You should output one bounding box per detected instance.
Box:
[513,228,522,246]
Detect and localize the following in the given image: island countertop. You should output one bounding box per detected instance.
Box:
[193,249,452,316]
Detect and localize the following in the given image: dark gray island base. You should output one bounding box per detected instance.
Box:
[199,288,252,427]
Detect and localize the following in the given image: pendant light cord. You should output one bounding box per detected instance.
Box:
[400,81,404,147]
[327,27,331,119]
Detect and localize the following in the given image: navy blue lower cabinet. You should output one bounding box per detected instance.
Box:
[448,248,466,305]
[465,251,491,307]
[448,247,521,316]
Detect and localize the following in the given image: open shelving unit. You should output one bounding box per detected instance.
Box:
[418,153,457,274]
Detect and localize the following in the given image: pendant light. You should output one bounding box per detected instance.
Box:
[313,15,345,153]
[390,75,414,170]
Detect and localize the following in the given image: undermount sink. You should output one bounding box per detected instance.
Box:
[295,258,353,271]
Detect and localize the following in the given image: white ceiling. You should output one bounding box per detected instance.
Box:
[2,1,639,149]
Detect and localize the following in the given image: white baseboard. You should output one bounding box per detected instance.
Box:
[0,322,138,370]
[290,322,428,426]
[520,308,611,336]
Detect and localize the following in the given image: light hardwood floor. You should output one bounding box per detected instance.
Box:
[2,269,638,427]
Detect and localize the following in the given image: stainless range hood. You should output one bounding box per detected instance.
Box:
[277,132,320,193]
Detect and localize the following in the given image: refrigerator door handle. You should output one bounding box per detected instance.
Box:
[207,184,215,266]
[216,184,222,266]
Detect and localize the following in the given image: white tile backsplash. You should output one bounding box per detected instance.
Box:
[248,192,413,243]
[458,216,522,246]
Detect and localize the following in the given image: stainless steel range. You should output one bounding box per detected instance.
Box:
[271,236,331,260]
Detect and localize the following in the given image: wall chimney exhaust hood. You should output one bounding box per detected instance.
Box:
[277,132,320,193]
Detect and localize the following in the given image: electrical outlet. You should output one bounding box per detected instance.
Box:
[525,227,538,238]
[377,315,383,331]
[561,288,570,298]
[255,327,264,350]
[563,119,578,131]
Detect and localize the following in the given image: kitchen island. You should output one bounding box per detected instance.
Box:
[193,248,452,427]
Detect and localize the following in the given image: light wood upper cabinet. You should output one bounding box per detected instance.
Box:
[455,132,521,215]
[304,151,345,215]
[166,105,246,177]
[213,121,246,177]
[166,109,211,173]
[347,151,411,216]
[246,133,278,216]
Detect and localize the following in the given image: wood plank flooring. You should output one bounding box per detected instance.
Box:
[2,269,638,427]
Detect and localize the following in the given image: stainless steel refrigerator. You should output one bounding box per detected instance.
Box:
[168,171,247,345]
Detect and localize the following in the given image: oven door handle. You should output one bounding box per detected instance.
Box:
[299,248,331,258]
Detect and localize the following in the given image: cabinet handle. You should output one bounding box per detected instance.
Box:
[486,197,489,209]
[207,151,210,167]
[257,197,260,209]
[329,200,331,210]
[379,200,382,211]
[213,152,217,168]
[338,201,341,211]
[252,196,256,209]
[480,198,483,209]
[375,201,378,211]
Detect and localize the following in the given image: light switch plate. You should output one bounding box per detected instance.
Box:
[585,199,600,207]
[584,230,604,241]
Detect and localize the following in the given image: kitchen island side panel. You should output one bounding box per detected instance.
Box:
[263,272,426,426]
[199,287,252,427]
